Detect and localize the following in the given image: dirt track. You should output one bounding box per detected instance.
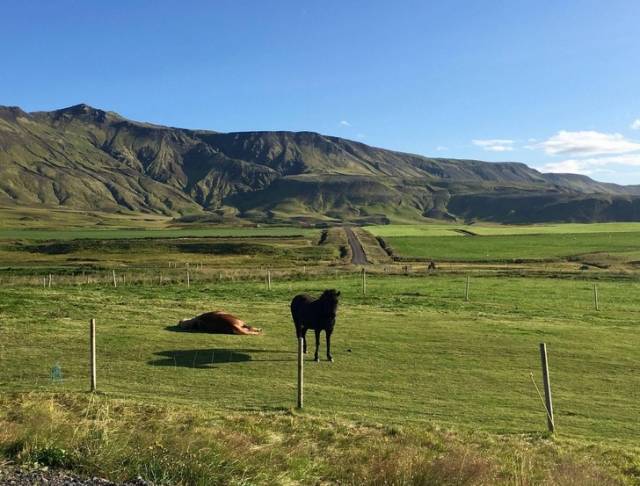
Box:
[344,227,368,265]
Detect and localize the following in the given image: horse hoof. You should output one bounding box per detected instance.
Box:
[328,357,334,363]
[314,357,320,362]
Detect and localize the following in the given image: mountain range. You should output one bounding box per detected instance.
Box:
[2,103,640,224]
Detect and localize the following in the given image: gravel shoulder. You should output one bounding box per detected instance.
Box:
[0,465,153,486]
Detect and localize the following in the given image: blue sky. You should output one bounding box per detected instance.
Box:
[2,0,640,184]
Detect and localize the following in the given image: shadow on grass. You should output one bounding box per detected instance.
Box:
[149,348,294,368]
[164,325,265,334]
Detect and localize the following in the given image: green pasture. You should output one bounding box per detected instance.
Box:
[1,274,638,445]
[367,222,640,237]
[377,232,640,262]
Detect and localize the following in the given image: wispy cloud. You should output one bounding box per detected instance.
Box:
[631,119,640,130]
[472,139,515,152]
[533,130,640,156]
[339,120,351,127]
[530,129,640,177]
[542,159,593,175]
[436,145,448,152]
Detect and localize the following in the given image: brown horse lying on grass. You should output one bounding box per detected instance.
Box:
[178,311,262,335]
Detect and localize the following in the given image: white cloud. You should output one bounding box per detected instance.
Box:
[339,120,351,127]
[631,119,640,130]
[436,145,448,151]
[356,133,366,139]
[541,154,640,175]
[542,159,593,175]
[472,139,515,152]
[533,130,640,156]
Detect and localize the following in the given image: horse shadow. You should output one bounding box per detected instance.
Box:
[165,325,199,333]
[148,348,295,368]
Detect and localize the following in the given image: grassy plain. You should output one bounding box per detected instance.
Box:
[367,223,640,264]
[2,275,640,483]
[2,275,640,439]
[380,233,640,262]
[367,222,640,237]
[1,217,640,484]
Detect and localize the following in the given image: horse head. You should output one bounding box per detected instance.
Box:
[320,289,340,322]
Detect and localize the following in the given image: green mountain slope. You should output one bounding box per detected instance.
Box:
[1,103,640,223]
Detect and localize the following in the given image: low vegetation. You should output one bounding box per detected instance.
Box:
[1,393,635,485]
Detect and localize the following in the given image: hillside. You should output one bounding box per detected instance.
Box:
[2,103,640,223]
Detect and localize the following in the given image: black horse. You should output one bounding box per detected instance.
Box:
[290,289,340,362]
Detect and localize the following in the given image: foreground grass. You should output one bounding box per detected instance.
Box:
[1,393,638,485]
[1,275,639,444]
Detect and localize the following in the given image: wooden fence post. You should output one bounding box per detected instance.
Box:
[267,270,272,290]
[186,269,190,288]
[465,275,470,301]
[43,277,46,289]
[90,319,97,392]
[539,343,555,433]
[112,270,117,288]
[48,274,52,288]
[297,337,304,408]
[361,267,367,296]
[593,283,599,311]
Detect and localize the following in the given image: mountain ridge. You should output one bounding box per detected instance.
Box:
[2,103,640,223]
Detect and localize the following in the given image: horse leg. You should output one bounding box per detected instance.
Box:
[294,319,306,353]
[302,328,308,354]
[314,329,321,362]
[326,330,333,362]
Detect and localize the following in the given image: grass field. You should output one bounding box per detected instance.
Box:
[367,222,640,237]
[3,275,638,441]
[367,223,640,264]
[379,233,640,262]
[2,219,640,484]
[2,274,640,483]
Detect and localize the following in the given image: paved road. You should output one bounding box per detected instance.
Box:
[344,227,368,265]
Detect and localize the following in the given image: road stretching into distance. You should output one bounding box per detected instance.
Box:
[344,227,368,265]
